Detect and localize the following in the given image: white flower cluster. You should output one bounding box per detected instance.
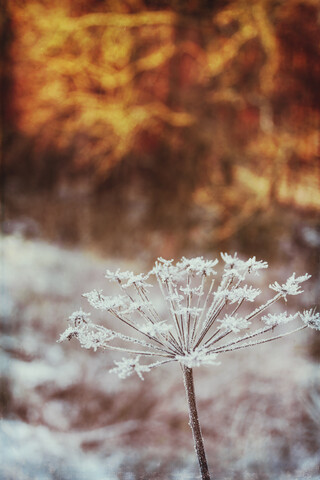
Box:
[58,254,319,379]
[109,356,152,380]
[269,273,312,300]
[58,308,116,351]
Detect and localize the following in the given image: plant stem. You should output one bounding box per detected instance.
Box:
[182,366,211,480]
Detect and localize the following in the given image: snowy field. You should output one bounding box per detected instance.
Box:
[1,234,320,479]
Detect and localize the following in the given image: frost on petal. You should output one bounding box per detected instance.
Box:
[180,285,204,297]
[110,356,151,380]
[105,268,124,282]
[221,252,239,266]
[139,321,172,337]
[157,257,174,266]
[83,291,131,312]
[151,258,183,283]
[213,288,229,301]
[68,309,91,326]
[299,309,320,330]
[57,325,78,343]
[175,306,203,318]
[58,312,116,350]
[221,253,268,278]
[176,350,220,368]
[165,292,184,303]
[121,273,152,289]
[227,286,261,304]
[83,290,110,310]
[58,309,91,343]
[78,327,116,351]
[218,314,251,333]
[121,299,153,315]
[269,273,311,299]
[221,252,246,274]
[245,256,268,274]
[261,312,298,327]
[177,256,218,277]
[107,295,130,312]
[105,269,152,289]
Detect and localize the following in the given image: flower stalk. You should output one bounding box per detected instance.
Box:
[183,366,211,480]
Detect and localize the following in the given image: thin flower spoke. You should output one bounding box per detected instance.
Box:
[208,325,308,354]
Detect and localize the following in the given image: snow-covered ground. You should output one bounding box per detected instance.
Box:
[1,234,320,479]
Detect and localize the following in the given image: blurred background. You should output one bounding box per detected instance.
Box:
[1,0,320,478]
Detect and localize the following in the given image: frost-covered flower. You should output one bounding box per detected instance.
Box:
[59,254,318,380]
[58,253,319,480]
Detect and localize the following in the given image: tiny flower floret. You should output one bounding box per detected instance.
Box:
[165,291,184,303]
[83,291,130,312]
[226,285,261,304]
[218,314,251,333]
[58,310,116,350]
[177,257,218,277]
[269,273,311,300]
[299,309,320,329]
[110,356,152,380]
[139,320,172,337]
[58,254,318,380]
[68,309,91,326]
[245,256,269,274]
[221,253,268,276]
[105,269,152,289]
[262,312,298,327]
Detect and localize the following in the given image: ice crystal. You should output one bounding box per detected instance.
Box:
[59,254,318,379]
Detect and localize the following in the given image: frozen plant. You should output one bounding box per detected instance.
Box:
[58,254,320,480]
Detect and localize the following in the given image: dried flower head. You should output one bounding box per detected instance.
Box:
[58,254,318,380]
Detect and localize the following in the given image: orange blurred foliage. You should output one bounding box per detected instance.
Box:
[4,0,320,237]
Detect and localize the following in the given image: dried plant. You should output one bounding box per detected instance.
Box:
[58,254,319,480]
